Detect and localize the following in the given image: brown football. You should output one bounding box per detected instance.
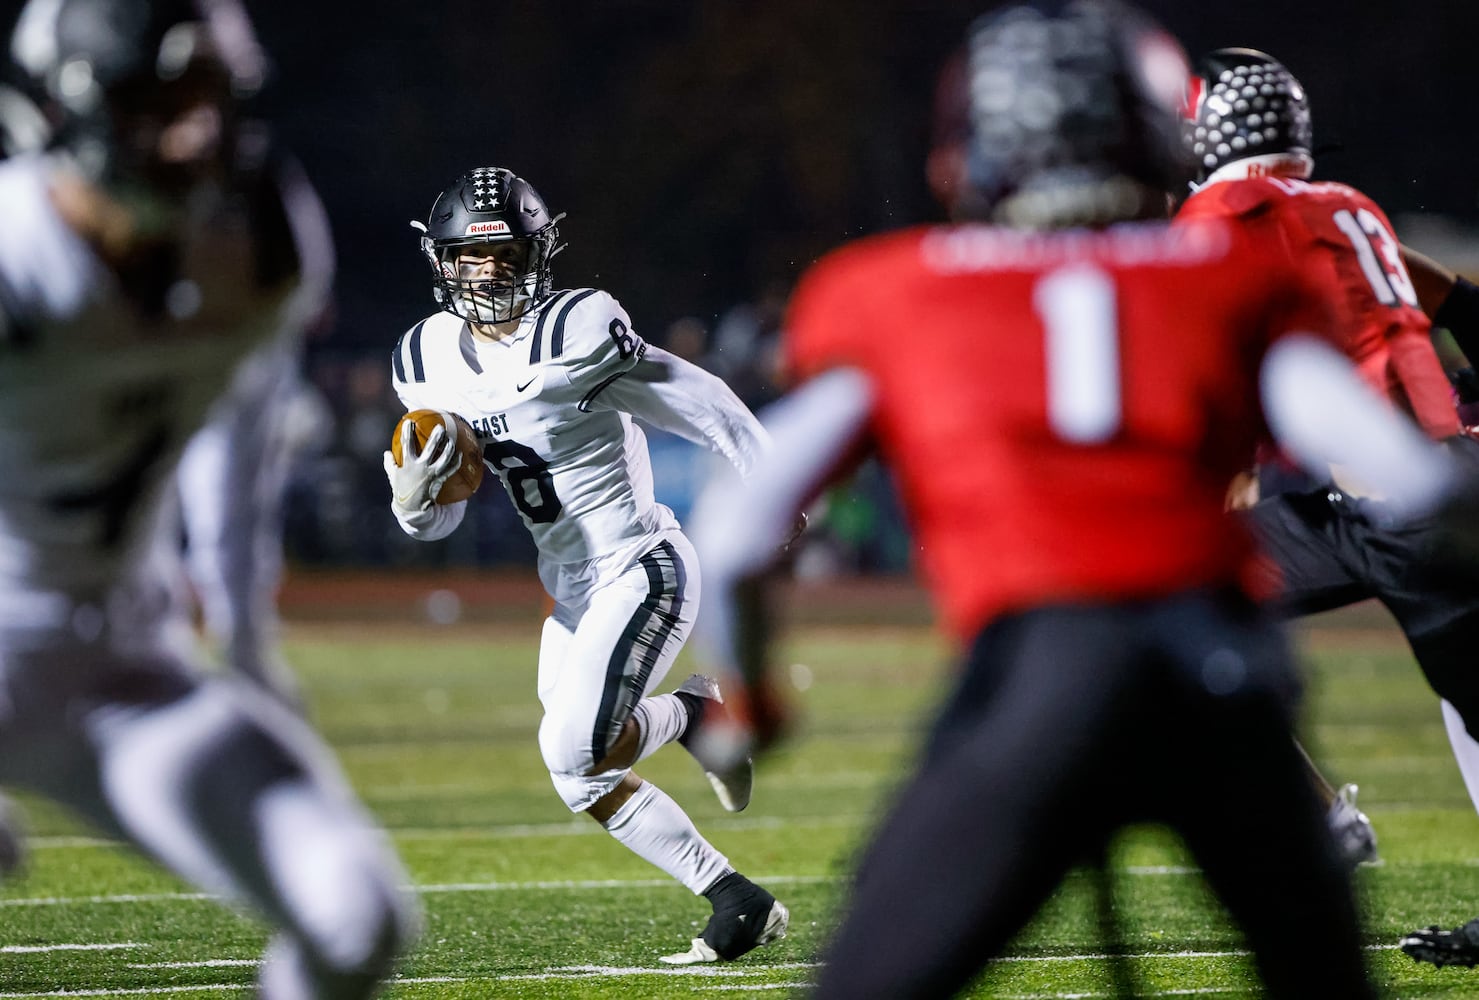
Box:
[390,409,485,504]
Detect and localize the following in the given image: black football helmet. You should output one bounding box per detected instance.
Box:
[1184,48,1312,187]
[9,0,265,191]
[415,166,566,324]
[964,0,1191,229]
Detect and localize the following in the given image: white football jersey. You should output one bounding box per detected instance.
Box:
[0,152,327,631]
[391,288,768,603]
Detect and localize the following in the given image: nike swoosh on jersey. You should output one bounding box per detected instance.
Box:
[516,377,538,392]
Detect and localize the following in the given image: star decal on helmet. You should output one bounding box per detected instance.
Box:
[420,166,563,325]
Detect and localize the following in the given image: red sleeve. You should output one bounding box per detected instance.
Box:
[782,246,875,387]
[1388,326,1463,438]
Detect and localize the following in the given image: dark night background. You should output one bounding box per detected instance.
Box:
[7,0,1479,569]
[235,0,1479,357]
[7,0,1479,359]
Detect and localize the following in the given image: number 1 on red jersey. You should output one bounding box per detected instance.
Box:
[1035,264,1121,444]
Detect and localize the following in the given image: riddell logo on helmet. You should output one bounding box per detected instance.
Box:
[465,221,510,235]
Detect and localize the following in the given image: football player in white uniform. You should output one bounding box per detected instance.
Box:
[172,213,330,710]
[385,166,788,964]
[0,1,418,995]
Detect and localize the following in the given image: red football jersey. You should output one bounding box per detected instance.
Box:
[784,220,1332,641]
[1178,176,1457,439]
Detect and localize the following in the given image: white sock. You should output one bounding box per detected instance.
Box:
[603,780,730,895]
[630,694,693,764]
[1441,699,1479,818]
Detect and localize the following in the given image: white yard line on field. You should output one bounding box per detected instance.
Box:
[23,813,859,850]
[0,988,245,998]
[0,878,819,908]
[702,986,807,992]
[26,837,119,850]
[0,892,212,908]
[416,874,835,894]
[0,865,1327,908]
[129,959,258,969]
[496,963,821,981]
[0,946,1414,997]
[0,943,143,954]
[0,985,1253,1000]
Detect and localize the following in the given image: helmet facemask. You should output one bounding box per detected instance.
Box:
[423,228,558,324]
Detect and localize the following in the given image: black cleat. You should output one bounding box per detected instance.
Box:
[659,872,789,964]
[1401,918,1479,968]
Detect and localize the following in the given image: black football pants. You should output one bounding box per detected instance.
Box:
[812,591,1374,1000]
[1246,472,1479,734]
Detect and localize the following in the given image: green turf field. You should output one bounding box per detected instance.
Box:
[3,604,1479,998]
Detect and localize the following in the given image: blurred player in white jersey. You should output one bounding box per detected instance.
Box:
[173,205,331,709]
[0,1,417,995]
[385,166,788,964]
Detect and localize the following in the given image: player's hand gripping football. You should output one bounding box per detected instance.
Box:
[384,420,459,514]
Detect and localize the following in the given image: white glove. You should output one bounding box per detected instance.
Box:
[383,420,459,514]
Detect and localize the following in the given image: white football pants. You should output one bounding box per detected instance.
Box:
[0,622,418,999]
[538,535,700,811]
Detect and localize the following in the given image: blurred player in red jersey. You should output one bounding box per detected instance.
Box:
[930,26,1382,877]
[1176,49,1479,966]
[681,2,1479,996]
[1179,49,1457,443]
[1177,47,1441,870]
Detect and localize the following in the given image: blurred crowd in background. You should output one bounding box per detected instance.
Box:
[18,0,1471,578]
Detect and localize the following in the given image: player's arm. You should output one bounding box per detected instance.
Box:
[1261,334,1455,514]
[1386,320,1465,440]
[1402,244,1479,364]
[688,367,875,766]
[592,345,771,478]
[1401,245,1460,318]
